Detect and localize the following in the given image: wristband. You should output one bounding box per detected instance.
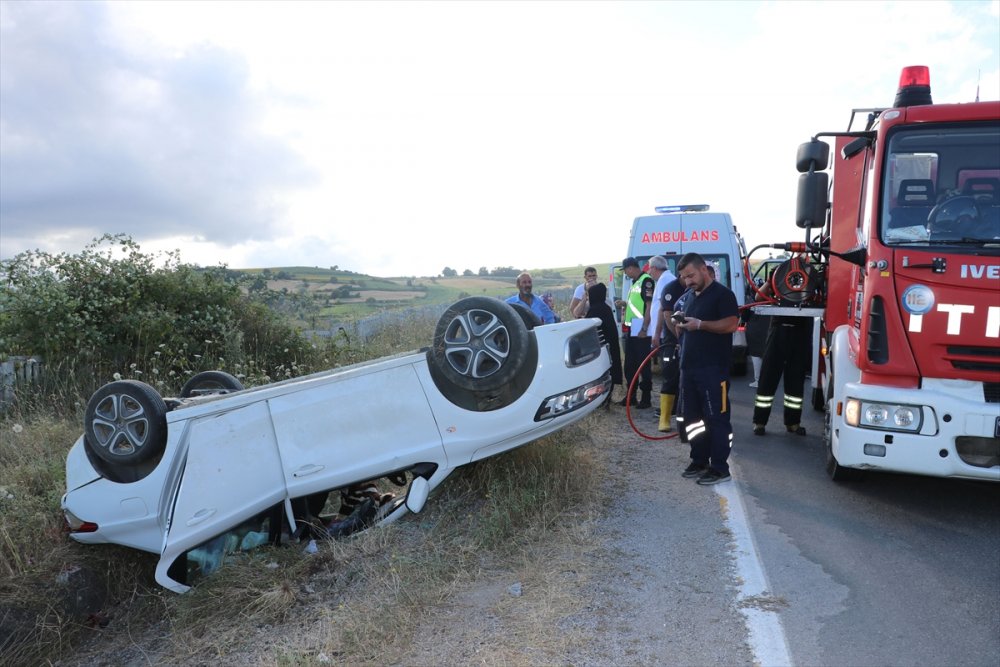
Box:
[697,320,702,330]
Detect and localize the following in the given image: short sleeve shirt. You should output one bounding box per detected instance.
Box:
[660,279,688,346]
[505,294,556,324]
[679,281,739,370]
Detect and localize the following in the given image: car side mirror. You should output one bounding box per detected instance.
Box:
[405,476,430,513]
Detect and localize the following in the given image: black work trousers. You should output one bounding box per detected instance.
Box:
[624,335,652,399]
[752,317,812,427]
[660,343,680,395]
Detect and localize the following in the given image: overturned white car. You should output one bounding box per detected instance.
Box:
[62,297,612,592]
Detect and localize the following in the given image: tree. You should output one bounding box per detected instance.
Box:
[462,269,474,276]
[478,267,489,276]
[442,267,457,277]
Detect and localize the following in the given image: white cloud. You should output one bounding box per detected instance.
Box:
[1,0,998,276]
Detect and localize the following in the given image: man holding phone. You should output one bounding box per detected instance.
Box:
[672,253,739,485]
[570,267,600,319]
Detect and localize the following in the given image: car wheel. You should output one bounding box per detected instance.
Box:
[180,370,245,398]
[509,303,542,330]
[430,297,531,393]
[84,380,168,466]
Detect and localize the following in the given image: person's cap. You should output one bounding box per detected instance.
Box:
[622,257,640,269]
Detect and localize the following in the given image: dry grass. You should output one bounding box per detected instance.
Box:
[0,410,608,667]
[0,307,610,666]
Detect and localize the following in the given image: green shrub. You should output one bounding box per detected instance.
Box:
[0,235,313,407]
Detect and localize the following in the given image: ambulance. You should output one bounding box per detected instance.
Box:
[610,204,749,375]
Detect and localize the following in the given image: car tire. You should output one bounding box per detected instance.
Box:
[509,303,542,330]
[430,297,531,393]
[84,380,168,466]
[812,385,825,412]
[180,370,245,398]
[823,381,863,482]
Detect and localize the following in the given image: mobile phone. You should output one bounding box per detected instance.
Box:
[671,312,688,324]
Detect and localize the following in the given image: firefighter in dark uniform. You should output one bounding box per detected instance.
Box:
[751,263,813,436]
[673,253,739,485]
[657,276,688,432]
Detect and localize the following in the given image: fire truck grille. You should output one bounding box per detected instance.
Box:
[985,383,1000,404]
[944,346,1000,375]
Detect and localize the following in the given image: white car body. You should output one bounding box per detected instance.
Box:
[62,299,612,593]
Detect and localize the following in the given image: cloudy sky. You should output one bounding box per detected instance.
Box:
[1,0,998,277]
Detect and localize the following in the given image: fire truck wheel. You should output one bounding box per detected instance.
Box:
[824,404,863,482]
[180,370,245,398]
[84,380,168,466]
[811,386,825,412]
[428,297,534,397]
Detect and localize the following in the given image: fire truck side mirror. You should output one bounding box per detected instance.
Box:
[796,171,829,229]
[841,136,871,160]
[796,140,830,173]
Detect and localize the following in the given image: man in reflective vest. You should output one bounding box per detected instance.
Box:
[618,257,655,408]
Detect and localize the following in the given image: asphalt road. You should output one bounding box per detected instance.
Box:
[726,378,1000,667]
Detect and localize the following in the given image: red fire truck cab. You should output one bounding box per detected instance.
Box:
[796,66,999,482]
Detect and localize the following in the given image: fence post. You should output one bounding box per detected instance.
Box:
[0,356,43,415]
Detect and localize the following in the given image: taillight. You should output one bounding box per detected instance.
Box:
[64,510,99,533]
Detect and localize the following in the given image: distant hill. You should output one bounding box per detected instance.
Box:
[233,263,614,327]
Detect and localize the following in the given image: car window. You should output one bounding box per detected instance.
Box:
[166,503,283,587]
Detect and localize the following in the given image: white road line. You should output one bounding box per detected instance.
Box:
[714,464,793,667]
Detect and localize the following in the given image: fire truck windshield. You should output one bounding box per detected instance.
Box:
[881,123,1000,248]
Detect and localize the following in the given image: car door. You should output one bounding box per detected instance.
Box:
[156,401,286,592]
[269,361,446,502]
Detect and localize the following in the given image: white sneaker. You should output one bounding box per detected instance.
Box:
[749,381,758,388]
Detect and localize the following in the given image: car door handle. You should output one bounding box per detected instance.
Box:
[186,508,216,526]
[293,464,324,477]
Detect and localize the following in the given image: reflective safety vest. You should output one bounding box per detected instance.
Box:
[627,272,651,325]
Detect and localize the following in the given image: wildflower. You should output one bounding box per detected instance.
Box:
[152,368,159,375]
[130,363,137,369]
[154,351,161,356]
[158,343,166,348]
[12,424,23,434]
[113,372,122,381]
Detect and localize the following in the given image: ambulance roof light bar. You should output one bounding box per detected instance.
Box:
[654,204,710,214]
[893,65,932,108]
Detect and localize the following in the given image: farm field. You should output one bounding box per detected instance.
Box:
[245,264,612,325]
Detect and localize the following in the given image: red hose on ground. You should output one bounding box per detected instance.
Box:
[624,343,679,442]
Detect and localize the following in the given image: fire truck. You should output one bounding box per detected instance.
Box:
[769,66,999,482]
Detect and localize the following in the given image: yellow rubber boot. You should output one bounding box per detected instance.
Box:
[658,394,675,432]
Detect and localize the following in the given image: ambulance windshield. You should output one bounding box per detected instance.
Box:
[882,123,1000,248]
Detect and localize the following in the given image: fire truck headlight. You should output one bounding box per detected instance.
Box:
[893,407,917,428]
[845,399,861,426]
[846,399,923,432]
[864,404,889,426]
